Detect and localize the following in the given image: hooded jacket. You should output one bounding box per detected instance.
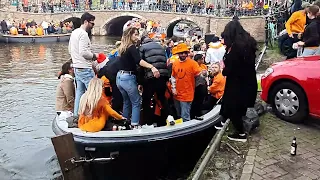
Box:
[139,38,169,79]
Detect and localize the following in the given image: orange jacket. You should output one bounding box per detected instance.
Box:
[285,10,306,35]
[78,95,122,132]
[209,72,226,99]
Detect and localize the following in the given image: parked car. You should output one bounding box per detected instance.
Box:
[260,55,320,123]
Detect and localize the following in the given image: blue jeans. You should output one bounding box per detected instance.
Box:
[74,68,95,115]
[116,72,141,125]
[301,47,318,57]
[174,100,192,122]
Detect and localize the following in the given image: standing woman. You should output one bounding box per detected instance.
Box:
[220,20,258,142]
[117,27,160,127]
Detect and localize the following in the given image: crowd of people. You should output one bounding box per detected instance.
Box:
[279,0,320,58]
[55,12,258,143]
[0,19,74,36]
[17,0,271,17]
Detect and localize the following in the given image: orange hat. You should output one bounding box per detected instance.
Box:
[97,53,106,63]
[171,46,177,55]
[175,43,189,54]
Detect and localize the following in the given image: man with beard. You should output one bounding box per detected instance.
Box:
[170,43,204,122]
[204,62,226,112]
[69,12,98,115]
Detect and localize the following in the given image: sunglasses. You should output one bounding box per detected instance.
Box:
[178,52,189,55]
[88,21,95,26]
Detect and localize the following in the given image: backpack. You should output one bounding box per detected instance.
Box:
[242,107,260,134]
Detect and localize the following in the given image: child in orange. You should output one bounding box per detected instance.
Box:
[78,78,126,132]
[170,43,204,121]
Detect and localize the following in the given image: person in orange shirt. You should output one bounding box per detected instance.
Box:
[205,62,225,108]
[170,43,204,122]
[190,54,208,120]
[78,78,126,132]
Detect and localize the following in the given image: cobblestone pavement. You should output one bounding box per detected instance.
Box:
[240,113,320,180]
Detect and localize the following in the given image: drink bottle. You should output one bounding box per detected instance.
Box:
[290,137,297,156]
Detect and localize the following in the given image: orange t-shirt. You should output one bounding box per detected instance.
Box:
[209,72,226,99]
[172,58,202,102]
[199,64,207,70]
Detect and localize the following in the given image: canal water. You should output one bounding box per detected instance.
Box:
[0,37,117,180]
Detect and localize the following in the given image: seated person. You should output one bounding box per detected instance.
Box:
[36,26,44,36]
[9,26,18,35]
[48,23,55,34]
[204,62,225,110]
[62,24,68,34]
[29,26,37,36]
[56,61,75,119]
[78,78,126,132]
[108,41,121,59]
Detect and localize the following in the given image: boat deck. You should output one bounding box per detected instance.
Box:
[54,105,221,138]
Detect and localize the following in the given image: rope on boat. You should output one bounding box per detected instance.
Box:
[191,119,231,180]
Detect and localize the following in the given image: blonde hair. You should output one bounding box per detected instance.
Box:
[78,78,103,116]
[118,27,138,55]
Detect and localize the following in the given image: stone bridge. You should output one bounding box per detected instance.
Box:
[0,9,265,41]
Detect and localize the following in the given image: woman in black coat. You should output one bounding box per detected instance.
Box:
[219,20,258,142]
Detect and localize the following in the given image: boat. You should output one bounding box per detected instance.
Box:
[52,105,222,180]
[0,33,71,43]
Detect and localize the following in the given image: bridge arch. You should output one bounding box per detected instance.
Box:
[63,17,81,29]
[101,13,146,36]
[166,17,202,38]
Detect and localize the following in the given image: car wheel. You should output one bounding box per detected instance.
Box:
[269,82,308,123]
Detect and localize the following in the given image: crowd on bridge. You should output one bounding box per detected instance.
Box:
[17,0,273,17]
[0,19,74,36]
[55,12,258,143]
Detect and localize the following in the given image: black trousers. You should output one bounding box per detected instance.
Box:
[203,95,218,111]
[142,77,169,126]
[110,80,123,113]
[230,115,244,134]
[190,84,207,118]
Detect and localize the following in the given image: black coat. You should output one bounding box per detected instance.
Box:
[303,18,320,47]
[220,45,257,119]
[139,38,169,79]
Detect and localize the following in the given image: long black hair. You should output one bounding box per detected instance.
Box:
[58,61,72,79]
[221,20,257,58]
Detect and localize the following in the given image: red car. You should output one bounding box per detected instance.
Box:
[260,55,320,123]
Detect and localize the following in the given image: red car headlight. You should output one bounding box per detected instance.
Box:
[262,68,274,79]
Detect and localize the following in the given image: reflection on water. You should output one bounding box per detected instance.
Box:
[0,36,118,180]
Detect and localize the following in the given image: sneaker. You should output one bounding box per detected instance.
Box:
[141,124,154,129]
[214,123,223,130]
[221,121,226,126]
[131,125,142,130]
[227,133,247,142]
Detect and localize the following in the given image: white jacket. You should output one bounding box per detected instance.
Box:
[205,42,226,64]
